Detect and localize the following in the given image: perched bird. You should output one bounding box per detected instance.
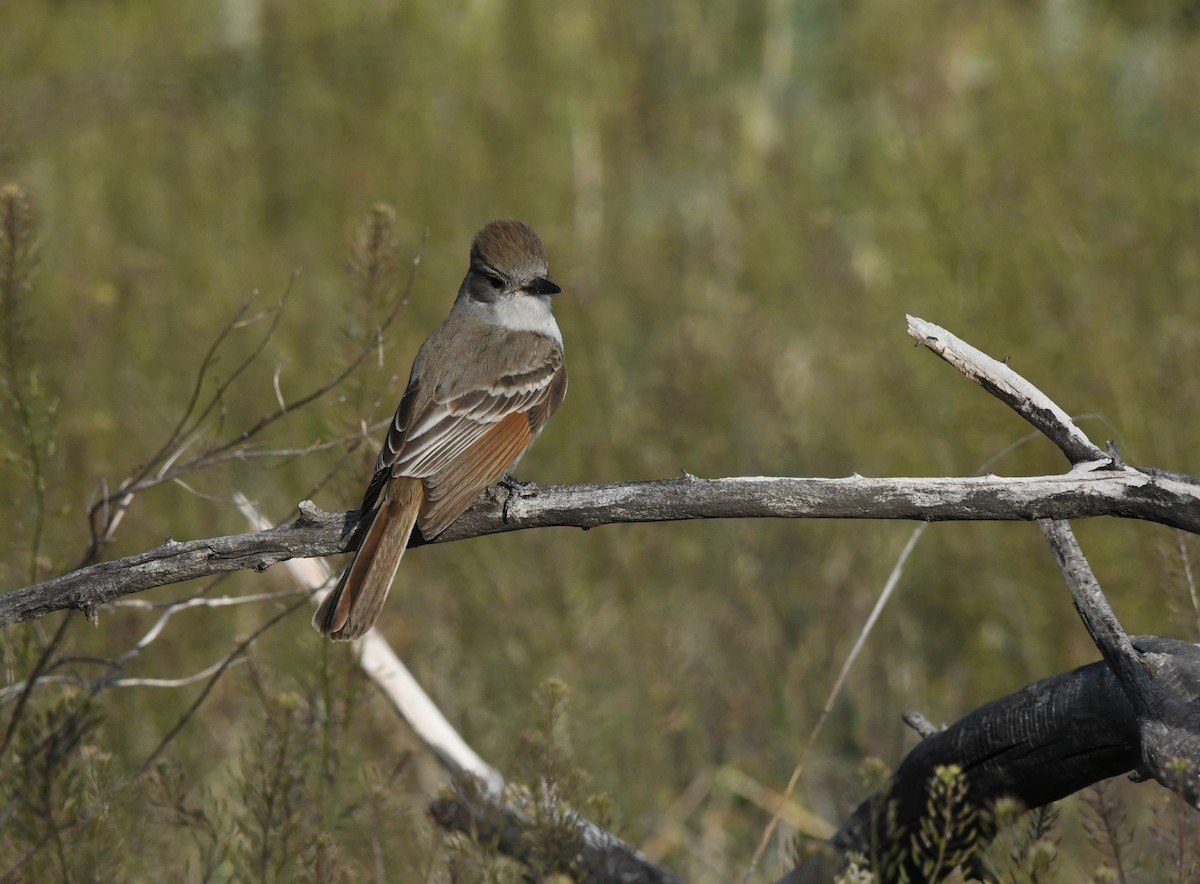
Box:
[314,219,567,640]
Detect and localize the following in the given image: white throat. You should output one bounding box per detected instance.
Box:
[473,293,562,347]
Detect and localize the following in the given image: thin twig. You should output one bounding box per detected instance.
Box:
[1178,532,1199,638]
[134,595,309,778]
[0,615,72,758]
[743,523,927,882]
[79,232,421,566]
[0,657,249,701]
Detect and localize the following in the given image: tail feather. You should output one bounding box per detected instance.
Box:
[313,477,422,640]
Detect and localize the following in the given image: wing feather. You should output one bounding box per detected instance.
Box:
[367,323,566,540]
[418,411,535,537]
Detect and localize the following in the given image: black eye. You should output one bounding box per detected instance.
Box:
[482,270,504,289]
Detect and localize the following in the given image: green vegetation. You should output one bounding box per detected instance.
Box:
[2,0,1199,879]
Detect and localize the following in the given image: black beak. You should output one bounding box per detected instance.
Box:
[526,277,562,296]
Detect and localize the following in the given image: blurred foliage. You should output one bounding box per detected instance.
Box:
[2,0,1200,879]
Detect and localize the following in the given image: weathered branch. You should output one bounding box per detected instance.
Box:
[5,313,1199,665]
[906,315,1109,466]
[429,778,682,884]
[4,468,1200,626]
[1039,520,1156,712]
[781,636,1200,883]
[1040,519,1200,806]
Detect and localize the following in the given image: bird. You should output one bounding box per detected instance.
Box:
[313,218,567,640]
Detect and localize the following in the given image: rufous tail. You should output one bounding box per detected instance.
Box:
[313,477,422,640]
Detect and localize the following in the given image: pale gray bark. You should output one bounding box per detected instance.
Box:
[2,467,1199,627]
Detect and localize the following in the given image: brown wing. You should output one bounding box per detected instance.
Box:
[357,337,552,513]
[416,410,537,537]
[417,360,566,537]
[362,326,565,538]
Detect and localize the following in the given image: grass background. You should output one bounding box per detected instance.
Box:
[2,0,1199,879]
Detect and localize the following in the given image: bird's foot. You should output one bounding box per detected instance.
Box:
[499,473,538,495]
[496,474,539,522]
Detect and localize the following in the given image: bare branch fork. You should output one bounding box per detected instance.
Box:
[2,315,1199,627]
[1039,520,1200,805]
[915,313,1199,810]
[781,320,1200,882]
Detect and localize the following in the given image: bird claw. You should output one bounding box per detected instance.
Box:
[499,473,537,494]
[497,474,538,522]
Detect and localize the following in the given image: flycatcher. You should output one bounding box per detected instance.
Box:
[314,218,567,640]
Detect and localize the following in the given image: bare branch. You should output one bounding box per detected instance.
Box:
[358,624,504,791]
[1039,520,1200,806]
[429,780,682,884]
[907,315,1110,466]
[903,711,940,738]
[13,314,1190,626]
[0,656,249,701]
[1038,520,1153,709]
[1,504,339,626]
[5,466,1200,627]
[489,469,1200,535]
[781,647,1151,883]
